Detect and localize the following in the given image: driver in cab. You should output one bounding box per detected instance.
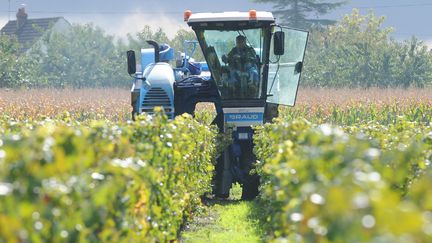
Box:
[222,35,259,85]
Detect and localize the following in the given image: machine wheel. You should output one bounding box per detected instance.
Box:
[241,173,259,200]
[212,154,231,199]
[238,141,260,200]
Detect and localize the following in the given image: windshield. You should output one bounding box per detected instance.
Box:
[196,29,265,100]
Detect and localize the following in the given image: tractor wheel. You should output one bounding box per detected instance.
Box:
[212,154,231,199]
[241,172,259,200]
[240,141,260,200]
[132,111,137,121]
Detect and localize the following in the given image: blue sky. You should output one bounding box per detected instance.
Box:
[0,0,431,43]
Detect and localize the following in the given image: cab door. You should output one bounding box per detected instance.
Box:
[267,27,308,106]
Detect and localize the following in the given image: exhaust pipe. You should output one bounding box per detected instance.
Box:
[146,40,160,63]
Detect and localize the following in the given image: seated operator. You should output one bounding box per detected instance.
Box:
[222,35,259,85]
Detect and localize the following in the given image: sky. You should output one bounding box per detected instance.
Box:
[0,0,431,44]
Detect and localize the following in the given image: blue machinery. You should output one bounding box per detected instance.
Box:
[130,41,209,119]
[127,10,309,199]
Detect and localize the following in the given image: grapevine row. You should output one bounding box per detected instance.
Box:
[0,111,217,242]
[254,118,432,242]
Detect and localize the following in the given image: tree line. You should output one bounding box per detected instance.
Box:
[302,10,432,88]
[0,24,199,89]
[0,10,431,89]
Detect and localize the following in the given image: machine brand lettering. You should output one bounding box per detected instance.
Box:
[226,113,263,122]
[230,114,258,120]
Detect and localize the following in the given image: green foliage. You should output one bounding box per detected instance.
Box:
[3,10,431,88]
[279,103,432,125]
[254,113,432,241]
[0,24,203,88]
[0,24,129,88]
[253,0,346,29]
[0,35,28,88]
[303,10,432,88]
[28,24,128,88]
[0,111,217,242]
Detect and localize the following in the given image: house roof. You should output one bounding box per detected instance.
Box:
[1,17,63,53]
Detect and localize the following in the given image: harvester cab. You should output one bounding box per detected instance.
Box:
[127,10,308,199]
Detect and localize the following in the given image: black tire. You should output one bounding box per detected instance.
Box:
[241,172,259,200]
[212,154,227,197]
[239,140,260,200]
[132,111,137,121]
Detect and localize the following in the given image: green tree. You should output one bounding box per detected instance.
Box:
[253,0,346,29]
[0,35,24,88]
[392,37,432,88]
[30,24,128,88]
[302,9,432,88]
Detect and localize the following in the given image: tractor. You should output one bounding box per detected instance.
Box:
[126,10,308,200]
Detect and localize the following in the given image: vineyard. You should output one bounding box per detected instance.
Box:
[0,110,217,242]
[255,115,432,241]
[0,88,431,242]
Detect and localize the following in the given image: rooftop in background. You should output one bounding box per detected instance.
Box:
[0,7,70,53]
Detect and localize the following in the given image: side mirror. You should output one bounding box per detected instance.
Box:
[273,31,285,55]
[127,50,136,75]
